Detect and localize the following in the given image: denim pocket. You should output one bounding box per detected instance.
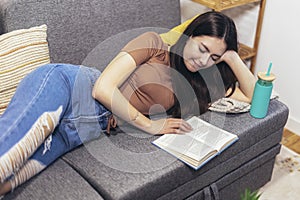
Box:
[60,111,111,148]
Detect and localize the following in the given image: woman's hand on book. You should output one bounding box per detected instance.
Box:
[149,118,193,135]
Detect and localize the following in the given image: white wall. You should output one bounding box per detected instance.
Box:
[180,0,300,134]
[255,0,300,134]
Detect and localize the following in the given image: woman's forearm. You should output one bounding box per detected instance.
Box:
[223,51,256,102]
[92,52,192,135]
[93,85,174,135]
[93,84,152,129]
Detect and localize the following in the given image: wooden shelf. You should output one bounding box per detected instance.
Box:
[192,0,260,11]
[238,43,256,60]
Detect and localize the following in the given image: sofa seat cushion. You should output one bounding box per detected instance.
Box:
[62,128,283,200]
[2,159,104,200]
[62,99,288,200]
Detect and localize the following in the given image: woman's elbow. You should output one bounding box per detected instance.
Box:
[92,82,115,106]
[92,84,106,101]
[92,86,98,99]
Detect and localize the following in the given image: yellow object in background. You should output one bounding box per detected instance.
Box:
[160,14,200,45]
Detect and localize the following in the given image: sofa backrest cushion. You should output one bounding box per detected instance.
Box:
[0,0,180,66]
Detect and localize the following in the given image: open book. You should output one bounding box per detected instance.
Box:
[152,116,238,170]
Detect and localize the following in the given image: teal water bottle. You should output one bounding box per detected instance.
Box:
[250,64,276,118]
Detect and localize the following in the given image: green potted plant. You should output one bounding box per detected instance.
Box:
[241,189,261,200]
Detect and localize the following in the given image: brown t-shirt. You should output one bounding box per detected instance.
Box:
[119,32,174,115]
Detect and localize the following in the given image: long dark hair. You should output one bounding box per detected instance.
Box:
[168,11,238,118]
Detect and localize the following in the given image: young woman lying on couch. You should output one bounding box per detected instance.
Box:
[0,11,255,195]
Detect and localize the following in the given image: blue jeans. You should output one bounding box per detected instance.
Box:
[0,63,111,189]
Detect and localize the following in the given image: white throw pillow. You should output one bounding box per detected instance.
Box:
[0,24,50,115]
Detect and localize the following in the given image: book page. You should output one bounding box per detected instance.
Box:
[152,116,238,169]
[163,147,217,169]
[185,116,237,151]
[153,133,215,161]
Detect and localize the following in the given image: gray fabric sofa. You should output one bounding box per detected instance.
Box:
[0,0,289,199]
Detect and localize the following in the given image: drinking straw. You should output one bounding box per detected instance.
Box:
[266,62,272,76]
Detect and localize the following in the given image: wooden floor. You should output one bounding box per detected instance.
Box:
[281,128,300,154]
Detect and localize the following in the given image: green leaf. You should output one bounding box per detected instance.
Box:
[241,188,261,200]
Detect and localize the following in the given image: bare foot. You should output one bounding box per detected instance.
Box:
[0,181,12,196]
